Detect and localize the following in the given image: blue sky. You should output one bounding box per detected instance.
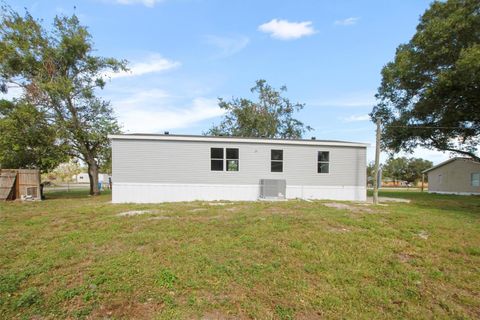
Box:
[5,0,452,164]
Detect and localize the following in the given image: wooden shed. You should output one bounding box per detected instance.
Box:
[0,169,42,201]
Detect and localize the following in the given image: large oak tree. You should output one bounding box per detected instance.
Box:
[371,0,480,161]
[0,8,126,195]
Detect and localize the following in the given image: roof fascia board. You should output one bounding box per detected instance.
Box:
[108,134,369,148]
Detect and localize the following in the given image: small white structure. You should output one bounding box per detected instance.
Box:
[423,157,480,195]
[73,173,110,184]
[109,134,368,203]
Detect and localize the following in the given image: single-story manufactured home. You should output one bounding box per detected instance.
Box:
[109,134,368,203]
[423,157,480,195]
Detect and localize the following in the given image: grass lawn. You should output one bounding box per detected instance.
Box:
[0,190,479,319]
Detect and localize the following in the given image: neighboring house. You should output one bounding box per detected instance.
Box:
[423,157,480,195]
[73,173,110,184]
[109,134,368,203]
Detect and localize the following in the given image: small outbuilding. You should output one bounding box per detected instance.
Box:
[109,134,368,203]
[0,169,42,201]
[423,157,480,195]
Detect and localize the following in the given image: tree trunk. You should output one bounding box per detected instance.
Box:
[87,161,100,196]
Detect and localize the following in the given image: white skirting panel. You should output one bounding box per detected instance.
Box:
[287,185,367,201]
[112,183,367,203]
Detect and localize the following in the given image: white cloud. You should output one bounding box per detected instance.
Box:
[334,17,360,26]
[258,19,316,40]
[106,54,180,79]
[344,114,370,122]
[111,89,224,132]
[205,35,250,58]
[113,0,163,7]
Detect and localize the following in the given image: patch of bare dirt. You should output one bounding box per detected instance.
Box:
[117,209,171,217]
[326,225,351,233]
[323,202,374,213]
[397,253,417,263]
[295,311,323,320]
[366,197,411,203]
[189,208,207,212]
[201,310,242,320]
[89,300,164,319]
[117,210,153,217]
[418,230,429,240]
[149,215,226,221]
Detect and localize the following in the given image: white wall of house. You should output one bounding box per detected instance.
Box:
[110,134,368,203]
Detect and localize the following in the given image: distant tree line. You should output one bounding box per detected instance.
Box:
[367,157,433,185]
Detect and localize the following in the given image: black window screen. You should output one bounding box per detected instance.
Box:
[271,150,283,172]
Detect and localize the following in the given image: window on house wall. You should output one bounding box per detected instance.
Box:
[226,148,239,171]
[472,173,480,187]
[317,151,329,173]
[271,149,283,172]
[211,148,224,171]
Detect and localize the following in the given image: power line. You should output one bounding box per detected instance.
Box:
[385,125,475,129]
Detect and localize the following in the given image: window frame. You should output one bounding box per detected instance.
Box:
[317,151,330,174]
[210,147,239,172]
[210,147,224,171]
[226,148,239,172]
[271,149,283,173]
[472,172,480,187]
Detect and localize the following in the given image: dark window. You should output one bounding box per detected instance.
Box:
[211,160,223,171]
[226,148,239,171]
[318,151,329,162]
[271,150,283,161]
[271,149,283,172]
[211,148,223,159]
[211,148,224,171]
[318,151,329,173]
[271,161,283,172]
[226,148,239,159]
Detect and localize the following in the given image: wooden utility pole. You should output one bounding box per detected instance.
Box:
[373,119,381,205]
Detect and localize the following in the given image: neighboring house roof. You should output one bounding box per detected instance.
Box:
[422,157,479,173]
[108,133,369,148]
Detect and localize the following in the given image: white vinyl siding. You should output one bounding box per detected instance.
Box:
[112,139,366,187]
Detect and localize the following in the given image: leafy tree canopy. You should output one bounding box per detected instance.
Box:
[0,99,68,171]
[0,7,126,195]
[371,0,480,161]
[206,80,312,139]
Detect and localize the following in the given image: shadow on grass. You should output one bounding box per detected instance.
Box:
[44,189,111,200]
